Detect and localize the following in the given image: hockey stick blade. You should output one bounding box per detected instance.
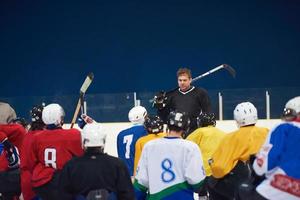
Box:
[223,64,236,78]
[80,73,94,94]
[191,64,236,83]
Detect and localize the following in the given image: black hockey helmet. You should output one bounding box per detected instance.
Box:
[167,110,190,131]
[29,103,46,131]
[30,103,45,123]
[197,112,216,128]
[144,115,164,134]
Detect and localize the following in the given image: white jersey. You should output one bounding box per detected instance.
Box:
[134,137,205,200]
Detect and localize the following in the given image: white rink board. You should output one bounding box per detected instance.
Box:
[64,119,281,157]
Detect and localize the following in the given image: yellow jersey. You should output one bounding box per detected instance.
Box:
[186,126,226,176]
[210,125,269,178]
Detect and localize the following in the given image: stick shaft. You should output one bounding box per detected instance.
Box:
[192,65,224,82]
[70,98,82,128]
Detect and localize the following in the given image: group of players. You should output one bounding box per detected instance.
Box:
[0,67,299,200]
[116,68,300,200]
[0,102,136,200]
[116,98,300,200]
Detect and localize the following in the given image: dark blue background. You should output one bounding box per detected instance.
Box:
[0,1,300,121]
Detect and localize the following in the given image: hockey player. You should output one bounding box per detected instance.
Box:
[117,106,147,177]
[186,112,226,198]
[208,102,269,200]
[0,102,25,171]
[242,96,300,200]
[133,115,166,175]
[29,103,83,200]
[20,104,45,200]
[134,111,206,200]
[60,122,135,200]
[153,68,211,137]
[0,102,26,199]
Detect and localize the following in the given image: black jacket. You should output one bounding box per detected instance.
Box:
[158,86,211,135]
[59,150,135,200]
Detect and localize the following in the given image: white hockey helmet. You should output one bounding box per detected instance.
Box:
[285,96,300,114]
[81,123,106,148]
[0,102,16,124]
[128,106,147,124]
[42,103,65,126]
[234,102,258,127]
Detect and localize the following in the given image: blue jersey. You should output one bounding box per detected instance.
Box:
[253,122,300,199]
[117,125,147,176]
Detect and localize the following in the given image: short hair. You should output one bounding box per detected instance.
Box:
[177,68,192,79]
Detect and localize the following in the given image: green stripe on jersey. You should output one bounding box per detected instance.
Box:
[148,180,204,200]
[133,179,148,192]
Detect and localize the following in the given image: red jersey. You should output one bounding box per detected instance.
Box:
[30,128,83,188]
[0,124,26,171]
[20,130,42,200]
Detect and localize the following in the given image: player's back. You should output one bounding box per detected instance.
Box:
[211,125,268,178]
[187,126,225,176]
[117,125,147,176]
[135,137,205,200]
[266,122,300,178]
[60,152,135,200]
[31,128,83,187]
[253,122,300,200]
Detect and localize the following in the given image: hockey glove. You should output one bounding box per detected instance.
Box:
[153,91,168,110]
[2,139,20,169]
[77,114,94,129]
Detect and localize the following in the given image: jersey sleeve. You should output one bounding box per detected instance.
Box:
[184,143,206,189]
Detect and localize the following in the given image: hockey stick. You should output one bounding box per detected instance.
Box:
[70,73,94,128]
[191,64,236,83]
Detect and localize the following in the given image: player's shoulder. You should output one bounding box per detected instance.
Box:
[255,126,269,133]
[0,123,26,134]
[136,134,147,143]
[277,121,300,129]
[269,122,300,136]
[118,126,132,138]
[95,153,126,169]
[182,138,199,148]
[49,128,80,135]
[63,128,81,135]
[36,128,80,138]
[194,86,208,94]
[143,137,164,148]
